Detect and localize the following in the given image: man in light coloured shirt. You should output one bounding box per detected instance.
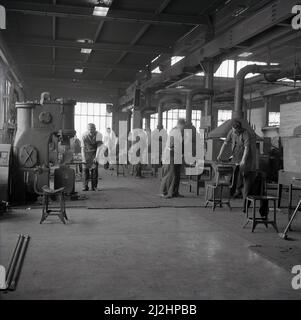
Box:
[81,123,103,191]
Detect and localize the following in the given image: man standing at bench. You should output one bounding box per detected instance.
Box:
[217,119,256,210]
[81,123,103,191]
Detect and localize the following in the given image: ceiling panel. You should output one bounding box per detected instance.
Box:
[110,0,163,13]
[88,51,123,64]
[120,52,155,67]
[97,21,144,44]
[105,69,137,82]
[56,18,98,41]
[136,24,191,46]
[55,48,84,61]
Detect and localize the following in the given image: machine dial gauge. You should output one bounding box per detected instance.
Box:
[39,112,52,124]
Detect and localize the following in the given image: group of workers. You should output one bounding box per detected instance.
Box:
[80,119,258,213]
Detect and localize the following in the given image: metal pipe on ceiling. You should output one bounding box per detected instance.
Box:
[234,64,281,119]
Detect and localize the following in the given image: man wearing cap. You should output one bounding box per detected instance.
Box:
[81,123,103,191]
[217,119,256,207]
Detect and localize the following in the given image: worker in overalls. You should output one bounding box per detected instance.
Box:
[81,123,103,191]
[217,120,256,209]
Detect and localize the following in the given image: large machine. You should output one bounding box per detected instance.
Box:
[11,94,76,203]
[0,144,12,212]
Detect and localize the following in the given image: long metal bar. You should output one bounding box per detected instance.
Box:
[279,199,301,240]
[6,234,22,276]
[18,61,142,71]
[4,1,204,26]
[5,234,25,288]
[8,38,172,55]
[9,235,30,291]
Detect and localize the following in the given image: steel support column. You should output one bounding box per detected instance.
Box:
[185,92,192,125]
[203,60,214,131]
[157,103,164,130]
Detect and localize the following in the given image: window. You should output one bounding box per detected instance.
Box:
[214,60,235,78]
[74,102,112,139]
[152,67,161,74]
[192,110,202,129]
[143,110,202,132]
[218,110,232,127]
[195,60,235,78]
[163,109,202,132]
[171,56,184,66]
[143,113,159,131]
[268,112,280,127]
[143,113,158,131]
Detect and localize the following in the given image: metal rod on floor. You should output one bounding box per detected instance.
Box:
[279,199,301,240]
[9,235,30,291]
[5,234,25,289]
[7,234,22,275]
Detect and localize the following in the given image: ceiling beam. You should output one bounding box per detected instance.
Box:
[18,61,141,72]
[103,0,173,81]
[4,1,206,26]
[52,0,56,75]
[7,38,173,55]
[138,0,299,91]
[23,76,131,89]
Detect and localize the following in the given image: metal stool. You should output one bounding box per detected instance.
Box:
[40,186,68,224]
[243,195,278,232]
[116,163,126,176]
[205,164,236,211]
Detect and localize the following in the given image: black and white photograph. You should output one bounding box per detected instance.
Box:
[0,0,301,308]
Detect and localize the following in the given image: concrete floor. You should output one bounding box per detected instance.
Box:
[1,171,301,300]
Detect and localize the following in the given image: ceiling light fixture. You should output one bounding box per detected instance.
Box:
[93,0,113,16]
[81,48,92,54]
[74,68,84,73]
[93,6,109,16]
[233,5,249,17]
[238,52,253,58]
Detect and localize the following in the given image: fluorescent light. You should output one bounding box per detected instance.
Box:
[93,6,109,16]
[151,55,160,63]
[74,68,83,73]
[81,48,92,54]
[233,5,248,17]
[238,52,253,58]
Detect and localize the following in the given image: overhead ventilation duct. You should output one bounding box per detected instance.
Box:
[209,64,281,139]
[264,64,301,83]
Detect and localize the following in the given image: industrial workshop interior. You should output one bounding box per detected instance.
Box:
[1,0,301,304]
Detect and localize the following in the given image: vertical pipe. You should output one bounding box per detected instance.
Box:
[127,111,132,134]
[145,114,151,132]
[186,92,192,125]
[157,102,163,130]
[204,62,214,130]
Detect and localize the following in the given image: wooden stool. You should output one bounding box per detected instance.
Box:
[243,196,278,232]
[40,186,68,224]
